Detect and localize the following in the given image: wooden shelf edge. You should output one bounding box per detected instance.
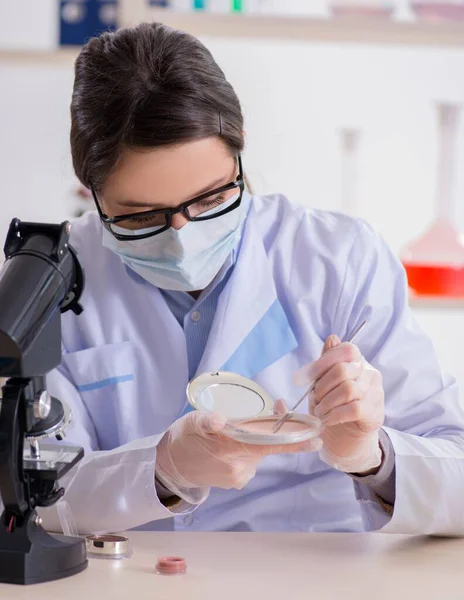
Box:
[0,47,81,65]
[2,12,464,64]
[409,297,464,309]
[134,9,464,48]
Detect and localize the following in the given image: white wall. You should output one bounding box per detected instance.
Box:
[0,65,76,227]
[0,0,58,51]
[218,40,464,252]
[0,0,463,393]
[205,38,464,395]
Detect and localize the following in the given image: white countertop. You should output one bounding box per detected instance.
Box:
[2,531,464,599]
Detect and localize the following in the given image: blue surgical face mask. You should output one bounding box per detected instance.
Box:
[101,192,245,291]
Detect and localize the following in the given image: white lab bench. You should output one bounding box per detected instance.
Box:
[1,531,463,599]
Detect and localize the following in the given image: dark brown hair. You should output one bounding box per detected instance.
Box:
[70,22,244,191]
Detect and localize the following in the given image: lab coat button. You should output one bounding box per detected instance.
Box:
[190,311,201,322]
[183,514,194,526]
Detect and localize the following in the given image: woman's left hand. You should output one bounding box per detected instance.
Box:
[297,335,385,474]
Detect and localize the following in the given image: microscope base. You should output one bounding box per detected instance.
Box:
[0,520,87,585]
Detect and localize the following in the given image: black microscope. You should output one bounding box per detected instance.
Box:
[0,219,88,584]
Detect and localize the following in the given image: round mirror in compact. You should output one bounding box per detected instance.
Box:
[186,372,323,445]
[187,372,274,420]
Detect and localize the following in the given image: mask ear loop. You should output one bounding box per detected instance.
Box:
[218,112,253,194]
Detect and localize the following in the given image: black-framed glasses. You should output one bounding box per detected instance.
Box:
[91,156,244,241]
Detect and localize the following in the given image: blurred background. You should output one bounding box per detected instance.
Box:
[0,0,463,395]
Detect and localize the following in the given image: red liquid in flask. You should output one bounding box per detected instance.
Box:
[403,264,464,297]
[402,219,464,298]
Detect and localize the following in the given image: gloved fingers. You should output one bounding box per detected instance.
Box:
[322,334,341,353]
[210,460,258,489]
[189,411,228,436]
[308,390,317,414]
[273,399,289,415]
[211,435,255,459]
[312,360,365,405]
[294,333,341,386]
[314,380,364,419]
[232,464,258,489]
[320,399,368,427]
[365,363,383,387]
[293,343,362,387]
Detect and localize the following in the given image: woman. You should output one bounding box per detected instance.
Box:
[42,22,464,535]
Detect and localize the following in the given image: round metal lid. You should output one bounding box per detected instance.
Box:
[187,371,274,420]
[85,534,131,559]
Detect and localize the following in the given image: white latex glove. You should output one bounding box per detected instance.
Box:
[156,408,322,503]
[295,335,385,474]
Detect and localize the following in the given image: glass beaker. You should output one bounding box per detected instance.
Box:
[410,0,464,22]
[401,104,464,298]
[330,0,395,18]
[339,129,361,218]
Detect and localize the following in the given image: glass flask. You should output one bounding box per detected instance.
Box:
[330,0,395,18]
[410,0,464,22]
[340,129,361,218]
[401,104,464,298]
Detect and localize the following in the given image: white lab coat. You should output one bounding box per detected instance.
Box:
[37,193,464,535]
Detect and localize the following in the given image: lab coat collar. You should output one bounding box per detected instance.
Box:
[196,199,298,380]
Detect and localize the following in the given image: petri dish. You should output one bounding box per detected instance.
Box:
[223,413,323,446]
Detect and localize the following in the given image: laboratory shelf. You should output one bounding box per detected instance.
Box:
[120,7,464,48]
[2,9,464,65]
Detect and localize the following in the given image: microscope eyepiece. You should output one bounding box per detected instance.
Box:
[0,220,84,378]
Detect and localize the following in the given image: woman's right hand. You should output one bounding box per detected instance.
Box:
[156,410,321,503]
